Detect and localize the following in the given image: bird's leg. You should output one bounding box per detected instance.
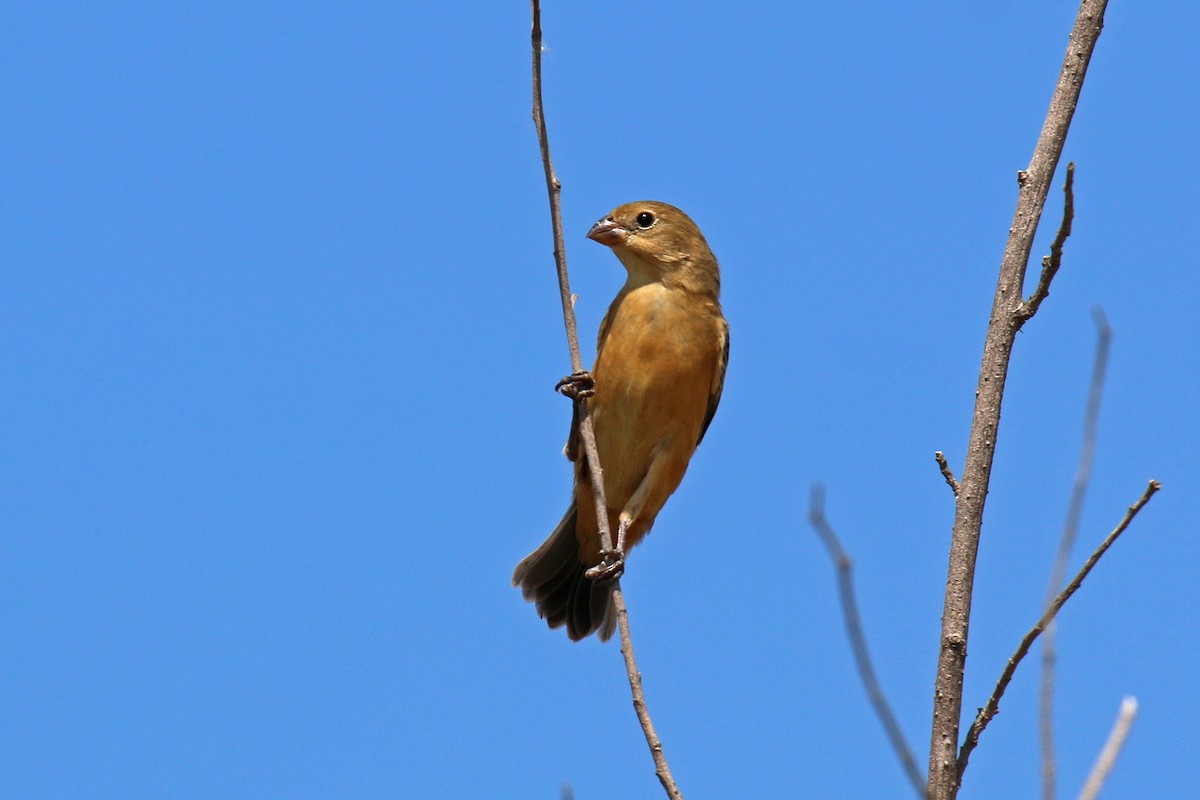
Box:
[557,370,593,462]
[587,446,677,582]
[555,369,595,400]
[563,402,582,462]
[585,517,628,583]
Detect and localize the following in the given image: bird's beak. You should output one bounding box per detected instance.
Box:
[587,217,628,247]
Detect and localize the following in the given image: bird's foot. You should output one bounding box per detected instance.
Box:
[585,549,625,583]
[555,370,595,401]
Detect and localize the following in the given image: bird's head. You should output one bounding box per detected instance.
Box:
[587,201,720,296]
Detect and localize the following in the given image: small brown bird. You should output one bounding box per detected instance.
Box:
[513,201,729,641]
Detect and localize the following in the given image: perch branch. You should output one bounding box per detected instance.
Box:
[809,486,927,798]
[926,4,1108,797]
[530,4,682,798]
[956,480,1160,778]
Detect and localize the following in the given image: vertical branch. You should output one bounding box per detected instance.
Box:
[530,8,583,378]
[809,486,928,798]
[1040,310,1113,800]
[530,4,683,798]
[927,4,1109,798]
[530,0,611,558]
[612,593,681,800]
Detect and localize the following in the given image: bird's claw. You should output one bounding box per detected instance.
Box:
[555,370,595,400]
[585,549,625,583]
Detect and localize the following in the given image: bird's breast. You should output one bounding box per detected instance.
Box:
[588,285,721,501]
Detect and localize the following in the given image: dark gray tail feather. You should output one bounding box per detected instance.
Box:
[512,499,616,641]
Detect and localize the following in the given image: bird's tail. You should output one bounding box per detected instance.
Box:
[512,499,616,642]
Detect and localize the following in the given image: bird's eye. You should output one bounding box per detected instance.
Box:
[635,211,656,229]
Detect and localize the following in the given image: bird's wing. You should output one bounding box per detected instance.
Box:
[696,317,729,446]
[595,306,614,359]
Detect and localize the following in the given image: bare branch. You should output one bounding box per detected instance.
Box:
[934,452,960,496]
[1017,163,1077,324]
[1077,697,1138,800]
[531,4,682,798]
[612,592,681,799]
[956,480,1161,779]
[926,4,1109,797]
[1040,310,1113,800]
[809,486,927,798]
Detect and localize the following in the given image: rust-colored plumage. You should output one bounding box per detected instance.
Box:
[513,201,729,640]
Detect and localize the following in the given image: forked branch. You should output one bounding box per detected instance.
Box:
[1018,163,1076,325]
[926,4,1109,797]
[956,480,1161,778]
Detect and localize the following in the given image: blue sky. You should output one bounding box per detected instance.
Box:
[3,2,1197,798]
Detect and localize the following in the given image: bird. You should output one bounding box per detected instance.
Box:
[513,201,729,641]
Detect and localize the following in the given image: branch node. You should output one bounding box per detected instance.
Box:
[930,20,1108,794]
[1016,162,1076,323]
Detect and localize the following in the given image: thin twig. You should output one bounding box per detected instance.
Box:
[530,4,682,799]
[1077,696,1138,800]
[809,485,927,798]
[1018,163,1077,323]
[1040,310,1113,800]
[956,480,1160,778]
[530,0,611,554]
[927,5,1108,797]
[934,452,960,496]
[612,591,680,799]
